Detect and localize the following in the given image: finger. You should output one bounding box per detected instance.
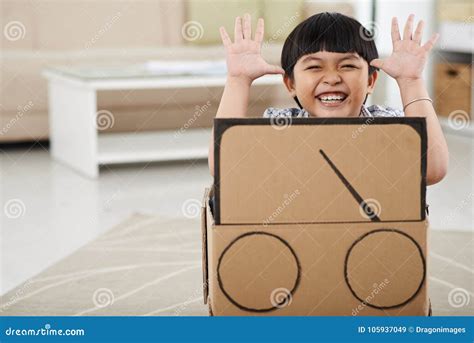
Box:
[369,58,384,69]
[243,13,251,39]
[234,16,243,42]
[265,64,285,75]
[255,18,264,43]
[391,17,401,48]
[219,27,231,47]
[413,20,424,44]
[403,14,414,40]
[421,33,439,52]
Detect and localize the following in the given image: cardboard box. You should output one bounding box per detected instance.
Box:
[434,62,472,118]
[202,117,430,316]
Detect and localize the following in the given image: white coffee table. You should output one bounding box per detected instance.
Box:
[42,65,281,178]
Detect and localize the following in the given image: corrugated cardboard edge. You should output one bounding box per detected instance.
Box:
[209,298,214,317]
[426,214,432,316]
[201,187,211,305]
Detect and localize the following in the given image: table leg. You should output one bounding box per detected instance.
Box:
[47,80,98,178]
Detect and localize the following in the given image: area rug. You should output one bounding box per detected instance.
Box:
[0,214,207,316]
[1,214,472,316]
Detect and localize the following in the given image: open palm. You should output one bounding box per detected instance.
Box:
[370,14,439,82]
[220,14,284,83]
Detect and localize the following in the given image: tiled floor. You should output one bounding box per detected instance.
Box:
[1,130,472,296]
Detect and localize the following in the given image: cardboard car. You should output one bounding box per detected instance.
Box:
[201,117,431,316]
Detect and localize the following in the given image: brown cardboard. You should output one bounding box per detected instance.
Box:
[214,117,427,225]
[434,63,471,118]
[204,201,430,316]
[203,117,429,316]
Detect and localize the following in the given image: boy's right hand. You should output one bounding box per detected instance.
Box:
[219,13,285,85]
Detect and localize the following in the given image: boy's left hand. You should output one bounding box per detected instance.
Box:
[369,14,439,83]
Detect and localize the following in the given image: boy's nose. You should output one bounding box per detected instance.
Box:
[322,72,342,85]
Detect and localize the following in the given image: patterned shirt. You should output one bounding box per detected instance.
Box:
[263,104,404,118]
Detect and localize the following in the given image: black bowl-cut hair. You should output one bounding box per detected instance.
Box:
[281,12,379,80]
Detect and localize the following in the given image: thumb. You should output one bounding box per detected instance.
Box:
[266,64,285,75]
[370,59,384,69]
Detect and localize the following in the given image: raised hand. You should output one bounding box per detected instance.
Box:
[219,13,285,85]
[370,14,439,83]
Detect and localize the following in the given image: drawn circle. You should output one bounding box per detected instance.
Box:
[217,231,301,312]
[344,228,425,309]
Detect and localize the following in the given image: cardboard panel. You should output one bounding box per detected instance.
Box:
[207,217,429,316]
[214,118,427,224]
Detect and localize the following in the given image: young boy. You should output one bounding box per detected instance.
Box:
[208,12,449,186]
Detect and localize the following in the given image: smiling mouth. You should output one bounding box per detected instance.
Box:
[316,92,348,107]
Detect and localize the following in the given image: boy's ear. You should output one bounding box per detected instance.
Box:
[283,74,297,96]
[367,70,378,94]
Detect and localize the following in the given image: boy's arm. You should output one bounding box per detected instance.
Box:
[208,14,284,177]
[208,77,251,177]
[397,78,449,185]
[370,14,449,185]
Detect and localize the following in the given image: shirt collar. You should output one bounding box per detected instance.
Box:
[360,104,372,117]
[301,105,371,117]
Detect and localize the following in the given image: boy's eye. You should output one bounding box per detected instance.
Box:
[306,65,321,70]
[341,64,357,69]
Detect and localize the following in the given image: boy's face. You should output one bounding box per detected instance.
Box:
[284,51,378,117]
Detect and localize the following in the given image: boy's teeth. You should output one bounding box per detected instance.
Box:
[317,92,347,104]
[320,95,344,100]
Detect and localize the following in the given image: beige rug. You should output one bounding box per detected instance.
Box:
[1,214,472,316]
[0,214,208,316]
